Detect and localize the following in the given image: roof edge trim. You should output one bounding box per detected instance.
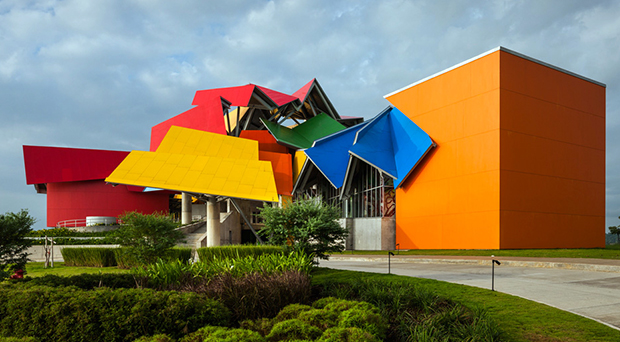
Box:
[384,46,605,99]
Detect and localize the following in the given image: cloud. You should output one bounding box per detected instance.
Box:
[1,0,618,230]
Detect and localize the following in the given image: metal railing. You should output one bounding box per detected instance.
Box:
[56,219,87,228]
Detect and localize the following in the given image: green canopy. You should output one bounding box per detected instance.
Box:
[261,112,345,149]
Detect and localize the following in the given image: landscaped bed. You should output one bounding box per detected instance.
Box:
[2,246,619,341]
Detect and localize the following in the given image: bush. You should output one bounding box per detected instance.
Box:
[27,227,112,237]
[132,251,314,289]
[337,304,387,340]
[297,309,339,330]
[265,319,322,341]
[111,212,184,265]
[316,277,503,342]
[114,247,192,269]
[240,298,386,341]
[0,209,35,280]
[201,271,312,322]
[28,237,117,245]
[3,273,137,290]
[259,198,347,260]
[317,327,380,342]
[180,326,265,342]
[272,304,313,323]
[0,286,229,342]
[196,245,284,262]
[132,335,174,342]
[61,247,117,267]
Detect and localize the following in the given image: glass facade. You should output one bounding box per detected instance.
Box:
[298,162,394,218]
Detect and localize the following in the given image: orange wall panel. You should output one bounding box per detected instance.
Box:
[387,49,604,249]
[499,50,605,248]
[500,211,604,249]
[388,51,501,249]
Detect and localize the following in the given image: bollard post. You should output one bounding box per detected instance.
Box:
[388,252,394,274]
[492,258,501,291]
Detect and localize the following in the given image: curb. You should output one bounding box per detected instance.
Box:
[327,256,620,273]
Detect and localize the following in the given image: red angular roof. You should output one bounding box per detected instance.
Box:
[292,78,316,102]
[23,145,129,184]
[150,96,228,151]
[256,85,299,107]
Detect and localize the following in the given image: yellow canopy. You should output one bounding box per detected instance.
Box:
[106,126,278,202]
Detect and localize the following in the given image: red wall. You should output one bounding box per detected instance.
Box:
[46,180,169,227]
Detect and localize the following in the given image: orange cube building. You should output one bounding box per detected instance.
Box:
[385,47,605,249]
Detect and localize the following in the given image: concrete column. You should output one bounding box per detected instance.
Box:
[181,192,192,225]
[206,196,221,246]
[381,216,396,250]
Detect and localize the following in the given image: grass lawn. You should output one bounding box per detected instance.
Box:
[335,244,620,259]
[312,268,620,342]
[24,262,130,277]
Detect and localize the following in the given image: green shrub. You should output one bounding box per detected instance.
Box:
[61,247,117,267]
[113,247,138,268]
[0,286,229,342]
[132,251,313,289]
[27,227,112,237]
[197,245,284,262]
[112,212,184,265]
[265,319,322,341]
[0,209,35,280]
[241,298,384,341]
[167,247,193,263]
[28,237,117,245]
[259,198,348,260]
[272,304,313,323]
[180,326,265,342]
[0,337,36,342]
[115,247,192,269]
[5,273,136,289]
[132,335,173,342]
[239,318,274,337]
[311,297,342,309]
[297,309,339,330]
[337,305,387,340]
[317,327,380,342]
[316,277,503,342]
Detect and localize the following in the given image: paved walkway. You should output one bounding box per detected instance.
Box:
[321,254,620,331]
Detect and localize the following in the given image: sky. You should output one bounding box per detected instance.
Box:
[1,0,619,230]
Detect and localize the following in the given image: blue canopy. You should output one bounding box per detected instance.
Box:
[349,107,434,188]
[297,106,434,193]
[304,122,369,189]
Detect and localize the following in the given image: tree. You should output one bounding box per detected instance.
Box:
[112,212,184,265]
[0,209,36,280]
[609,225,620,244]
[259,198,348,260]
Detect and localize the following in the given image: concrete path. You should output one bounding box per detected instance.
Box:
[321,255,620,331]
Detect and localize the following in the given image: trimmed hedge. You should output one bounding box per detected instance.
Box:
[115,247,192,269]
[59,247,192,268]
[196,245,284,262]
[29,237,117,245]
[27,227,112,238]
[0,286,230,342]
[4,273,136,290]
[61,247,117,267]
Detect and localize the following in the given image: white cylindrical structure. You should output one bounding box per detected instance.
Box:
[86,216,117,226]
[181,192,192,225]
[206,196,220,247]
